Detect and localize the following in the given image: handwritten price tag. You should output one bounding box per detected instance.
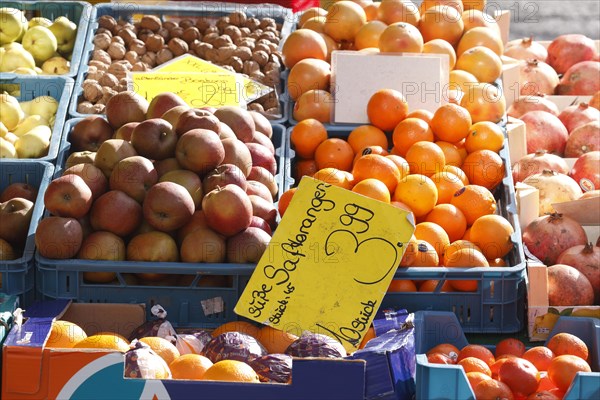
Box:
[234,177,415,353]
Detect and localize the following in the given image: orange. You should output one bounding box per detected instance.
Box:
[295,159,318,180]
[527,390,562,400]
[427,343,460,363]
[419,279,454,292]
[385,155,410,179]
[278,188,297,217]
[470,214,514,259]
[430,103,472,143]
[46,321,87,349]
[290,119,328,159]
[456,26,504,56]
[353,146,389,165]
[465,121,505,153]
[211,321,261,339]
[169,354,213,380]
[387,279,417,292]
[422,38,457,69]
[366,88,409,131]
[523,347,555,372]
[355,20,388,50]
[443,240,481,265]
[450,184,497,225]
[140,336,181,365]
[462,149,504,190]
[418,5,464,47]
[287,58,331,101]
[488,258,507,267]
[427,353,454,364]
[455,45,502,83]
[498,357,541,397]
[548,355,591,392]
[491,355,518,379]
[73,334,130,352]
[359,326,376,349]
[202,360,260,382]
[258,325,299,354]
[293,89,333,123]
[443,164,469,185]
[460,82,506,124]
[462,227,472,240]
[495,338,526,358]
[301,16,326,32]
[411,240,440,266]
[314,138,355,171]
[430,171,464,205]
[459,357,492,376]
[352,178,391,203]
[298,7,328,28]
[474,379,515,400]
[414,221,450,259]
[435,141,463,167]
[445,248,489,291]
[378,21,424,53]
[392,117,435,157]
[425,204,467,242]
[406,141,446,176]
[399,234,418,267]
[406,109,434,125]
[449,69,479,93]
[281,29,328,69]
[312,167,354,189]
[467,371,492,390]
[546,333,589,361]
[352,154,402,192]
[454,139,469,163]
[393,174,438,217]
[458,344,496,367]
[347,125,390,154]
[538,373,559,391]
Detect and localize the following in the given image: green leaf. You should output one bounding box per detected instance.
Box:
[560,308,574,316]
[548,308,561,315]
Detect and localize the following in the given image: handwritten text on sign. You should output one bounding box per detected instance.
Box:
[234,177,415,352]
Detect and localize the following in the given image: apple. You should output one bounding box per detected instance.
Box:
[246,142,277,176]
[0,197,33,248]
[44,174,92,219]
[202,184,252,237]
[65,151,96,169]
[62,163,107,201]
[147,92,188,119]
[0,8,27,45]
[161,105,190,127]
[0,238,16,260]
[0,43,36,72]
[159,169,203,209]
[221,138,253,177]
[109,155,158,203]
[114,122,139,141]
[218,122,237,140]
[213,106,255,143]
[249,215,272,235]
[202,164,247,194]
[48,16,77,55]
[41,56,70,74]
[90,190,142,237]
[127,231,179,262]
[143,181,195,232]
[154,157,181,177]
[175,108,221,136]
[177,210,208,245]
[250,131,275,154]
[78,231,126,263]
[226,227,271,263]
[105,91,149,130]
[175,128,224,175]
[248,194,277,228]
[35,216,83,259]
[0,182,37,202]
[22,26,58,64]
[249,110,273,138]
[69,115,114,152]
[94,139,138,178]
[130,118,177,160]
[247,166,278,198]
[246,180,274,202]
[180,227,226,263]
[78,214,93,240]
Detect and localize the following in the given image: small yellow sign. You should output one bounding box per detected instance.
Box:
[234,177,415,353]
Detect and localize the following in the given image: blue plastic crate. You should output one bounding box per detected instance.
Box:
[69,2,293,120]
[286,126,526,333]
[0,161,54,307]
[414,311,600,400]
[0,1,92,78]
[0,74,74,163]
[37,121,290,328]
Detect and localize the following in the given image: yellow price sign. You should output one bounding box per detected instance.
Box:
[234,177,415,353]
[131,72,242,108]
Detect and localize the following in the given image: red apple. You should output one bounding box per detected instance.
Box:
[226,227,271,263]
[180,227,226,263]
[69,115,114,152]
[109,156,158,203]
[130,118,177,161]
[62,163,108,201]
[77,231,126,262]
[147,92,188,119]
[249,110,273,138]
[44,174,93,219]
[247,166,278,198]
[127,231,179,262]
[202,184,252,237]
[0,238,16,260]
[250,131,275,154]
[202,164,247,194]
[143,181,195,232]
[0,198,34,248]
[113,122,139,141]
[94,139,138,178]
[154,157,181,177]
[248,194,277,228]
[175,108,221,136]
[161,105,190,127]
[175,128,225,175]
[221,138,253,177]
[159,169,203,209]
[90,190,142,237]
[65,151,96,169]
[35,216,83,259]
[249,215,272,235]
[177,210,208,245]
[218,122,236,140]
[246,180,274,202]
[246,142,277,175]
[213,106,255,143]
[0,182,38,202]
[105,91,149,129]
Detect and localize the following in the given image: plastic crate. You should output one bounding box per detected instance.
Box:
[69,2,294,122]
[36,121,290,328]
[0,161,54,307]
[0,1,92,78]
[414,311,600,400]
[286,126,526,333]
[0,74,74,163]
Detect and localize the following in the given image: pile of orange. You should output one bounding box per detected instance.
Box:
[284,98,514,292]
[426,333,592,399]
[285,0,506,124]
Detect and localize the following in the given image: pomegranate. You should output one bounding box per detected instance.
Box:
[512,150,570,182]
[522,212,587,265]
[546,34,598,74]
[504,37,548,62]
[565,121,600,157]
[507,95,559,118]
[520,111,569,156]
[570,150,600,191]
[590,91,600,110]
[556,61,600,95]
[522,170,582,215]
[547,264,595,306]
[580,189,600,199]
[558,102,600,133]
[556,243,600,303]
[518,59,560,96]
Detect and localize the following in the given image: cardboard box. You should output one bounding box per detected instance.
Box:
[2,300,366,399]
